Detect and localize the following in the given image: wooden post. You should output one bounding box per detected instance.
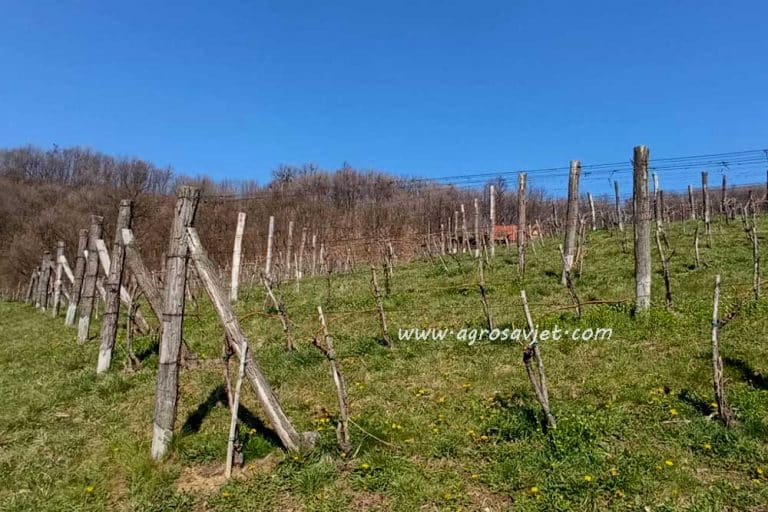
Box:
[77,216,104,342]
[440,223,446,255]
[453,210,459,253]
[614,180,624,232]
[286,220,294,279]
[65,229,88,326]
[51,241,65,316]
[477,254,493,330]
[261,273,294,351]
[311,233,317,277]
[370,267,391,347]
[489,185,496,258]
[37,251,53,311]
[702,171,711,247]
[473,198,480,258]
[97,200,133,374]
[562,160,581,285]
[711,275,735,426]
[588,193,596,231]
[655,224,673,310]
[225,339,248,478]
[151,187,200,460]
[688,185,696,220]
[314,306,352,453]
[518,172,527,276]
[653,173,662,231]
[25,271,36,304]
[185,227,312,451]
[230,212,246,302]
[122,229,164,320]
[297,227,307,281]
[721,174,727,215]
[265,215,275,279]
[460,204,469,253]
[633,146,651,312]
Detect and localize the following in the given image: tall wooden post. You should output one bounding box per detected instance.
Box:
[151,186,200,460]
[614,180,624,232]
[720,174,727,215]
[286,220,294,279]
[489,185,496,258]
[517,172,527,276]
[37,251,53,311]
[97,200,133,374]
[51,241,65,316]
[77,216,104,342]
[265,215,275,279]
[588,193,596,231]
[230,212,246,302]
[460,204,469,253]
[702,171,711,246]
[65,229,89,325]
[473,198,480,257]
[311,233,317,276]
[453,210,459,253]
[653,173,662,230]
[562,160,581,285]
[633,146,651,312]
[688,185,696,220]
[297,227,307,281]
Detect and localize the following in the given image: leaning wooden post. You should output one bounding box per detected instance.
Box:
[477,254,493,330]
[711,275,735,426]
[51,241,65,316]
[122,229,164,320]
[614,180,624,232]
[230,212,246,302]
[65,229,89,325]
[702,171,712,247]
[186,227,312,450]
[151,187,200,460]
[97,200,133,374]
[264,215,275,279]
[370,267,392,347]
[633,145,652,312]
[225,339,248,478]
[489,185,496,258]
[25,271,36,304]
[518,172,527,276]
[314,306,352,453]
[77,216,104,342]
[562,160,581,285]
[588,193,596,231]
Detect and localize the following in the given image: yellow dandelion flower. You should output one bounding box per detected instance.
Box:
[84,485,94,494]
[432,428,439,433]
[757,467,764,476]
[752,478,761,484]
[471,473,479,479]
[479,435,489,441]
[583,475,593,482]
[530,486,540,495]
[221,491,231,498]
[669,408,678,417]
[703,443,712,451]
[443,492,452,500]
[665,460,674,467]
[610,467,619,477]
[710,402,718,409]
[360,463,370,470]
[615,490,624,497]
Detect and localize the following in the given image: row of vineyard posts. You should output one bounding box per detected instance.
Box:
[15,144,761,473]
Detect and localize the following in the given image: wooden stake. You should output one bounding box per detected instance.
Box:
[261,272,295,351]
[477,254,493,330]
[702,171,712,248]
[225,339,248,478]
[473,198,481,258]
[711,275,735,426]
[286,220,294,279]
[489,185,496,258]
[688,185,696,220]
[614,180,624,232]
[265,215,275,279]
[518,172,527,277]
[230,212,246,302]
[520,290,556,428]
[37,251,52,311]
[65,229,89,326]
[51,241,65,316]
[588,193,596,231]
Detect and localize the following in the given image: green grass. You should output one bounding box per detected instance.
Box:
[1,217,768,511]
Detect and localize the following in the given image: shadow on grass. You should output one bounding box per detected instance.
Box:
[724,357,768,390]
[678,389,712,416]
[180,384,281,446]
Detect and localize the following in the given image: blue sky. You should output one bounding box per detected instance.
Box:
[1,1,766,196]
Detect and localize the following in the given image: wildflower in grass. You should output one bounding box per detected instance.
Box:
[462,382,472,390]
[665,460,674,467]
[757,467,764,476]
[443,492,452,500]
[583,475,593,483]
[436,396,446,404]
[710,402,717,409]
[703,443,712,451]
[471,473,479,480]
[479,435,489,442]
[753,479,761,484]
[221,491,231,498]
[529,486,540,495]
[467,429,476,437]
[669,408,678,417]
[610,467,619,477]
[615,490,624,498]
[432,427,439,433]
[84,485,94,494]
[360,463,370,470]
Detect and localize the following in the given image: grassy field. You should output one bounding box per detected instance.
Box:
[1,218,767,511]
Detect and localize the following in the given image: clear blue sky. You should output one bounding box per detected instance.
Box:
[1,1,767,195]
